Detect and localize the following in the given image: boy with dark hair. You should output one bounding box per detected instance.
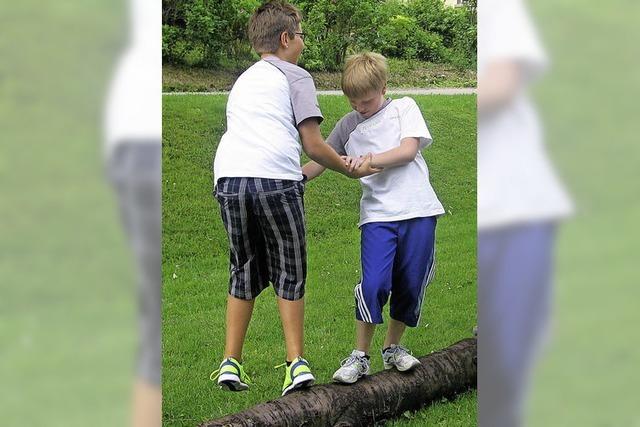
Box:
[211,1,378,395]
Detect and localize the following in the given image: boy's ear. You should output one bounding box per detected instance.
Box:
[280,31,290,48]
[382,85,387,96]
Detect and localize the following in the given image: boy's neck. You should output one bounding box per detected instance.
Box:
[375,96,388,114]
[366,96,389,118]
[261,51,296,65]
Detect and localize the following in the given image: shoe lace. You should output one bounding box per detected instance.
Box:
[274,358,309,370]
[392,345,413,360]
[209,369,222,381]
[386,345,413,361]
[210,365,253,385]
[340,355,368,375]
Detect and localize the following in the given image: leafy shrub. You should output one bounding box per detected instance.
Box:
[296,0,379,72]
[162,0,476,71]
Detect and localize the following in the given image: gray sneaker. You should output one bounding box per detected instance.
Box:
[332,350,371,384]
[382,344,421,372]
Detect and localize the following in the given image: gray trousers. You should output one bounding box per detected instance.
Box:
[108,142,161,385]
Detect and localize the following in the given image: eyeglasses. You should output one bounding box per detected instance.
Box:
[294,32,306,40]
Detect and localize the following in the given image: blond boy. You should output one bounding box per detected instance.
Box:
[303,52,444,383]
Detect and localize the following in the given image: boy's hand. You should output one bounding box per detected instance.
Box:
[348,153,383,179]
[341,155,367,173]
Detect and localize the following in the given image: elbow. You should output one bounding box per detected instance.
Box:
[304,145,321,162]
[303,139,329,163]
[400,149,418,165]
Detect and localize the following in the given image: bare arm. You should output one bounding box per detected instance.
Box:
[369,137,421,169]
[301,161,326,181]
[478,61,523,114]
[299,118,350,174]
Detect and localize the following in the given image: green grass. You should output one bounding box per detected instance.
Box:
[1,1,135,426]
[162,94,477,426]
[524,2,640,426]
[163,59,477,92]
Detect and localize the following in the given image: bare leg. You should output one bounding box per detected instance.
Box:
[277,297,305,361]
[224,295,255,360]
[132,379,161,427]
[356,320,377,354]
[384,318,407,348]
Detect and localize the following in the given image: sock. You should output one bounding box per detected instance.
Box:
[354,350,369,359]
[382,346,393,353]
[286,360,292,366]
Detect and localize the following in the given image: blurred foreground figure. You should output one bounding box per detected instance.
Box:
[478,0,572,426]
[104,0,161,425]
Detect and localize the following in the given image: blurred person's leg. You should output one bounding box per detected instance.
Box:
[108,141,161,427]
[133,381,161,427]
[478,223,556,427]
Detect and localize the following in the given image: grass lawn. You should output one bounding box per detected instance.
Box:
[163,59,477,92]
[2,1,136,426]
[162,94,477,426]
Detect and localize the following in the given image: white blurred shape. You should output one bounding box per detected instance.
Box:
[478,0,572,230]
[103,0,162,426]
[478,1,574,426]
[104,0,162,153]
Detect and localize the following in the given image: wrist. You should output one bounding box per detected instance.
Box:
[370,153,379,169]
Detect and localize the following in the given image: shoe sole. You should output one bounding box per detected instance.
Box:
[332,374,364,384]
[282,373,315,396]
[383,361,421,372]
[218,373,249,391]
[332,368,370,384]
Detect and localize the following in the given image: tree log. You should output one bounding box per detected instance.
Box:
[201,338,476,427]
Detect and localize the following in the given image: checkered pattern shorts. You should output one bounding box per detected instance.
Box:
[214,177,307,301]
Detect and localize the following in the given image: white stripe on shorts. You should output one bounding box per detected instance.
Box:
[415,245,436,326]
[355,283,373,323]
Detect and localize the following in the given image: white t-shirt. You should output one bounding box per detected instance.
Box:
[478,0,573,229]
[213,57,323,183]
[104,0,161,156]
[327,97,445,227]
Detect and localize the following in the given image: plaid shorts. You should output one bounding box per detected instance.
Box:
[214,177,307,301]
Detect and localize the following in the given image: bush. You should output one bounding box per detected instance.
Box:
[295,0,379,72]
[378,15,419,59]
[409,0,476,66]
[162,24,182,62]
[162,0,252,67]
[375,14,444,62]
[162,0,476,71]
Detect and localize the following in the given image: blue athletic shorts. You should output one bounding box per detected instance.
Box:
[355,216,437,327]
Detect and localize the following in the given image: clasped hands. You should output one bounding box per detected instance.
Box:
[342,153,383,178]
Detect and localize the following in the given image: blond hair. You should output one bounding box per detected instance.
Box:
[341,52,389,99]
[248,1,302,54]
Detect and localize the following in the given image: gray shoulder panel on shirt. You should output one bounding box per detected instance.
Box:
[326,98,393,154]
[326,111,363,155]
[263,57,323,126]
[263,57,312,82]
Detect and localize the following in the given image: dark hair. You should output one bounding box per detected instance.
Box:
[248,1,302,54]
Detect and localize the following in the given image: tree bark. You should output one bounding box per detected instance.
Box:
[200,338,476,427]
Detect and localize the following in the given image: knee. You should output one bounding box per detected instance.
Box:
[358,278,389,305]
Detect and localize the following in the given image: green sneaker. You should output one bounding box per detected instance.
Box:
[210,357,252,391]
[276,356,315,396]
